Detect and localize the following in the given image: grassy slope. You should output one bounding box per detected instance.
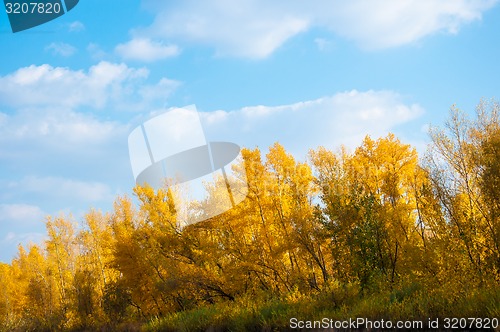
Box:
[143,283,500,331]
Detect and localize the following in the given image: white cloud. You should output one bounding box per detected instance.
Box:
[0,232,47,262]
[45,42,77,57]
[0,108,122,145]
[199,90,424,156]
[316,0,498,49]
[115,38,180,62]
[143,0,308,58]
[139,77,181,102]
[0,61,179,110]
[0,60,179,183]
[314,38,332,51]
[87,43,107,60]
[0,204,48,262]
[0,108,131,206]
[1,232,45,246]
[0,60,182,262]
[8,176,113,203]
[0,204,46,224]
[140,0,497,57]
[0,62,178,209]
[68,21,85,32]
[0,205,48,262]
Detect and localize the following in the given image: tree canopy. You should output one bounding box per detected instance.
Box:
[1,101,499,331]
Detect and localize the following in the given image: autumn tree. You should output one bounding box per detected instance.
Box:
[1,105,498,331]
[0,262,14,330]
[311,134,423,289]
[73,209,118,327]
[425,101,500,283]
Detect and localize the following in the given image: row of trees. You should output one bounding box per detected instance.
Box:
[0,102,499,330]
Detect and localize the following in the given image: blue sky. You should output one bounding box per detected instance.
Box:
[1,0,500,262]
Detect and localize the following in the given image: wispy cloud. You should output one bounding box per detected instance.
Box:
[8,176,114,203]
[317,0,499,49]
[0,108,122,146]
[45,42,77,57]
[0,204,48,261]
[139,0,498,57]
[314,38,332,51]
[133,90,424,162]
[0,108,129,215]
[115,38,180,62]
[0,62,180,225]
[0,231,47,262]
[87,43,107,60]
[0,204,46,225]
[68,21,85,32]
[0,61,179,110]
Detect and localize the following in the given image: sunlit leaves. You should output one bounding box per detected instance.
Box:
[1,102,500,330]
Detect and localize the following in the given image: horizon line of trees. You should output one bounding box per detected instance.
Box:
[0,101,499,331]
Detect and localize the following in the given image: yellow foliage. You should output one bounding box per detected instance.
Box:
[2,102,500,330]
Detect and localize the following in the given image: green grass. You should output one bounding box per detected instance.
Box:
[143,283,500,332]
